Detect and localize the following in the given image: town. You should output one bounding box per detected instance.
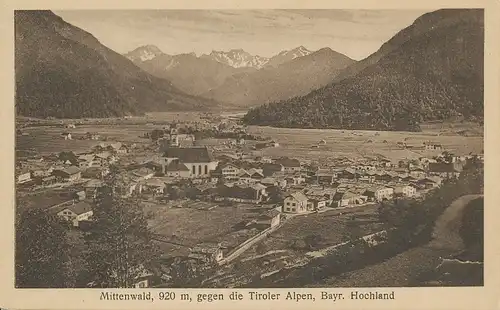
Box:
[15,114,484,288]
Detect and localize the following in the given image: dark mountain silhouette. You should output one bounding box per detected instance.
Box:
[203,47,356,108]
[243,9,484,131]
[15,10,218,119]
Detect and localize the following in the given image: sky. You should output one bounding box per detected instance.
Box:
[55,9,433,60]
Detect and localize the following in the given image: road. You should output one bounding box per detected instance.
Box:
[309,194,482,287]
[428,194,482,252]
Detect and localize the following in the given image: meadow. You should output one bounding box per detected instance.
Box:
[246,123,483,163]
[143,203,263,258]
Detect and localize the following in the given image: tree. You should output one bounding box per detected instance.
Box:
[16,209,71,288]
[342,216,363,242]
[150,129,164,142]
[83,168,159,288]
[304,234,324,250]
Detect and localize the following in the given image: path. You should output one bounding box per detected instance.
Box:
[308,194,482,287]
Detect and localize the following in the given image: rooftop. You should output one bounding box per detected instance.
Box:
[287,191,308,202]
[56,201,93,215]
[163,147,212,163]
[166,160,189,172]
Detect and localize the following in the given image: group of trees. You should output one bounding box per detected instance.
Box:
[377,160,484,247]
[254,162,484,287]
[15,167,159,288]
[243,11,483,132]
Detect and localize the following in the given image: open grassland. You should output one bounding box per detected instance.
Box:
[246,124,483,163]
[16,124,156,157]
[143,203,261,258]
[205,204,384,287]
[254,204,382,258]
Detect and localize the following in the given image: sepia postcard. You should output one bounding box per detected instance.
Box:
[1,0,499,309]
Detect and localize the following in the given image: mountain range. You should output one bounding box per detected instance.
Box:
[15,11,218,119]
[243,9,484,131]
[125,45,354,107]
[15,9,484,130]
[202,47,355,108]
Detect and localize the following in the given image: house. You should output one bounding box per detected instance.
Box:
[84,132,101,140]
[220,163,240,181]
[359,170,377,183]
[94,152,116,166]
[61,132,72,140]
[163,147,218,178]
[316,169,338,185]
[373,171,388,182]
[307,195,330,211]
[31,168,53,178]
[418,176,443,189]
[53,167,81,182]
[248,168,265,180]
[274,158,301,174]
[332,191,366,207]
[188,243,224,264]
[393,185,417,198]
[218,183,266,203]
[262,163,284,177]
[363,186,394,202]
[131,167,155,181]
[340,168,357,180]
[409,167,427,179]
[109,142,128,154]
[132,266,156,288]
[82,167,109,179]
[16,169,32,184]
[164,160,191,178]
[401,174,419,182]
[424,142,443,151]
[55,201,93,227]
[38,175,57,186]
[237,169,253,184]
[428,162,462,178]
[283,192,309,213]
[74,190,86,201]
[376,158,393,168]
[255,209,281,228]
[261,177,277,187]
[141,178,166,194]
[78,154,97,168]
[356,164,376,172]
[285,175,306,186]
[217,153,240,162]
[84,179,105,199]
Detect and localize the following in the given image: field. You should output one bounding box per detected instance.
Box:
[246,123,483,163]
[16,124,157,157]
[16,113,483,162]
[143,203,264,258]
[16,187,81,213]
[204,204,384,287]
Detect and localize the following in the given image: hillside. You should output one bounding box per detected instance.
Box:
[15,11,217,119]
[126,47,255,96]
[203,48,356,108]
[243,9,484,131]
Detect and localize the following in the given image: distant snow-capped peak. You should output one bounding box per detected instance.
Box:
[276,46,312,59]
[202,49,270,69]
[125,45,163,62]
